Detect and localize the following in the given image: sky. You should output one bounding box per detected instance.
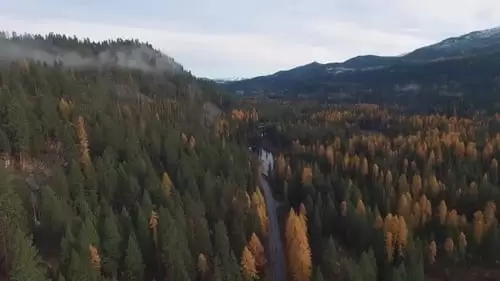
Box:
[1,1,500,79]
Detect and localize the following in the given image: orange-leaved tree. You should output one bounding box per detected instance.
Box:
[241,246,258,280]
[285,208,312,281]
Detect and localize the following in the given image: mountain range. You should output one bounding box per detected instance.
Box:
[222,26,500,110]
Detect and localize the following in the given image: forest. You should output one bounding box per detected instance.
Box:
[0,36,268,281]
[250,100,500,281]
[3,32,500,281]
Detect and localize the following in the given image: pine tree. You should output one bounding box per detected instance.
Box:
[159,208,193,281]
[8,228,47,281]
[359,249,377,281]
[100,210,122,277]
[67,249,89,281]
[59,223,75,271]
[40,186,66,237]
[311,267,324,281]
[214,220,244,281]
[321,236,338,280]
[121,233,144,281]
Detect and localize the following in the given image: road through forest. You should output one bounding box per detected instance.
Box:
[259,149,286,281]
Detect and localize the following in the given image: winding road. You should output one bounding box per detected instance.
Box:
[259,149,286,281]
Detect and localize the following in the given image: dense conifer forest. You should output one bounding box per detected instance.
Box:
[0,35,267,281]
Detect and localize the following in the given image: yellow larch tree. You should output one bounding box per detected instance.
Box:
[149,211,159,245]
[411,174,422,197]
[473,211,485,245]
[397,193,411,219]
[198,253,209,278]
[385,232,394,262]
[161,171,174,197]
[484,201,497,230]
[275,154,287,180]
[397,217,408,256]
[248,233,266,270]
[438,200,448,225]
[76,116,91,170]
[428,240,437,264]
[444,237,454,258]
[360,157,369,176]
[241,246,258,280]
[356,199,366,216]
[285,209,312,281]
[446,209,459,228]
[419,195,432,225]
[251,189,269,237]
[58,98,73,121]
[89,244,101,271]
[398,174,409,194]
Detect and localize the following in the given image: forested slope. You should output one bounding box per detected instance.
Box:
[253,101,500,281]
[0,35,267,281]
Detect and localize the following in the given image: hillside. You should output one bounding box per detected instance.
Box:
[0,33,266,281]
[0,32,184,73]
[223,26,500,110]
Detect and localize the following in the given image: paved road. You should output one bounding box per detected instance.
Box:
[259,150,286,281]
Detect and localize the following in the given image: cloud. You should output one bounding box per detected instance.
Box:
[1,0,500,78]
[0,15,335,78]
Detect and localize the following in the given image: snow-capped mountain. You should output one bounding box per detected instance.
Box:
[227,26,500,86]
[405,26,500,61]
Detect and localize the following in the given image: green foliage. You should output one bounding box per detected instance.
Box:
[100,208,122,277]
[0,33,257,281]
[121,233,144,281]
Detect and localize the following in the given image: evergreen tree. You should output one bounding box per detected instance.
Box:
[121,233,144,281]
[100,209,122,277]
[214,220,244,281]
[8,228,47,281]
[67,249,89,281]
[321,236,338,280]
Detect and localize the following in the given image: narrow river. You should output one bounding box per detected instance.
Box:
[258,149,286,281]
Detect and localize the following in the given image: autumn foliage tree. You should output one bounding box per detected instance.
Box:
[75,116,91,171]
[285,208,312,281]
[248,233,266,270]
[241,246,258,280]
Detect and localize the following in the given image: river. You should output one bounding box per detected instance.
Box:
[258,149,285,281]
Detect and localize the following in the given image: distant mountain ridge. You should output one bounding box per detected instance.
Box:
[223,26,500,109]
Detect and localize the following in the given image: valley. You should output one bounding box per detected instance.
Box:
[3,23,500,281]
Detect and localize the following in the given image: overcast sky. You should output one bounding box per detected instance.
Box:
[1,0,500,78]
